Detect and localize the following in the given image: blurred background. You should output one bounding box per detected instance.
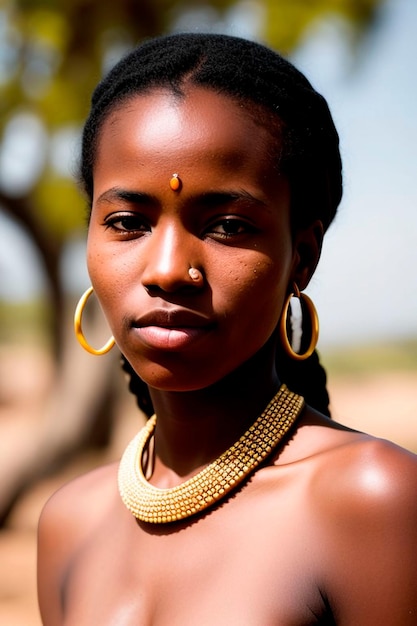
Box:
[0,0,416,623]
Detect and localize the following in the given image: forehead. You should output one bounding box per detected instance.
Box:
[96,87,281,171]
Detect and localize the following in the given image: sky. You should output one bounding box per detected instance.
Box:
[0,0,416,348]
[292,0,417,346]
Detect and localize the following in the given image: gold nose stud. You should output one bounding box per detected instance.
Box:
[169,174,181,191]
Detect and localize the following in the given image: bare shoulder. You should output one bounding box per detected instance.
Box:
[290,406,417,507]
[311,422,417,517]
[288,410,417,623]
[39,462,120,540]
[285,406,417,541]
[37,463,120,624]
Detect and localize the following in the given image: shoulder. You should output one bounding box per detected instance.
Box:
[316,432,417,516]
[309,428,417,622]
[289,406,417,506]
[39,462,120,539]
[293,405,417,516]
[38,463,120,624]
[285,407,417,540]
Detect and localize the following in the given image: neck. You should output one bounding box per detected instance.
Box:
[148,341,281,485]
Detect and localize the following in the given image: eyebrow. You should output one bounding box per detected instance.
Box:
[198,189,270,211]
[202,189,258,202]
[96,187,152,205]
[95,186,270,212]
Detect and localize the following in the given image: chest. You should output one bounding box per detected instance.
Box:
[62,472,333,625]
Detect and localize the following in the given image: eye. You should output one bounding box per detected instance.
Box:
[104,213,150,235]
[206,217,256,240]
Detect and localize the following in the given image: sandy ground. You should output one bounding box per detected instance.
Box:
[0,346,416,625]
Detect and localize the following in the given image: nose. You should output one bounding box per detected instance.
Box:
[141,222,202,293]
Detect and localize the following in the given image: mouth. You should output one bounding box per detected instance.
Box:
[131,309,214,351]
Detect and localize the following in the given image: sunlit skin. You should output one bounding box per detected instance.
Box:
[86,87,323,477]
[87,88,312,393]
[37,87,417,626]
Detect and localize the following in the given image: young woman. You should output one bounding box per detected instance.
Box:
[37,33,417,625]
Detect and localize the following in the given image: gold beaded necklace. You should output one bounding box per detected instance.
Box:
[118,384,304,524]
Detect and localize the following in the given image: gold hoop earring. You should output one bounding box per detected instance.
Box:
[74,286,115,356]
[279,284,319,361]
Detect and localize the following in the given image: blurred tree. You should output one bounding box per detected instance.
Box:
[0,0,385,524]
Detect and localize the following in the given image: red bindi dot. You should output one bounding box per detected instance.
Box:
[169,174,181,191]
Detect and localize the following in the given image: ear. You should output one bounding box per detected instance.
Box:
[290,220,324,291]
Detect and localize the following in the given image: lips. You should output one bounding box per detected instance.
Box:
[131,309,214,351]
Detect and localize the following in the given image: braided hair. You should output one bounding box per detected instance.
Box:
[79,33,343,417]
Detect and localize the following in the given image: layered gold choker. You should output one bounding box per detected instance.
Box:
[118,384,304,524]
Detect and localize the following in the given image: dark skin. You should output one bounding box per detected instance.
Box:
[38,87,417,625]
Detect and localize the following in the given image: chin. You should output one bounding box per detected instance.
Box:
[130,358,230,394]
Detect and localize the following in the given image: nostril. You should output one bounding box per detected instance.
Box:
[144,281,203,296]
[142,262,205,294]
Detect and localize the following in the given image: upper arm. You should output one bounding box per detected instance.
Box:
[320,439,417,625]
[37,488,72,625]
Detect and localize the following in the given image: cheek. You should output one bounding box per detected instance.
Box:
[86,241,126,316]
[87,243,107,295]
[216,255,287,324]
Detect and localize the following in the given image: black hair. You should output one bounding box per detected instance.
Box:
[81,32,342,232]
[80,32,343,416]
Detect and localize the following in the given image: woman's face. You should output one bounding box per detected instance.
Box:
[87,87,318,391]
